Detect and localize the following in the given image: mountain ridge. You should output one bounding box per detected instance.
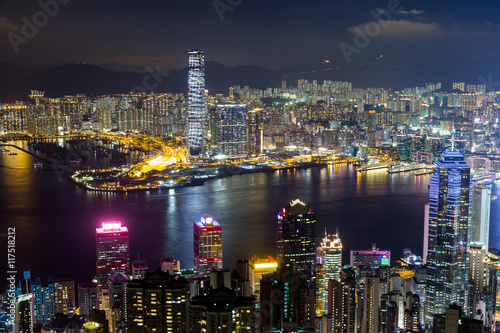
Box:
[0,56,499,102]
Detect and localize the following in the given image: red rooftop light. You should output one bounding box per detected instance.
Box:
[102,222,122,230]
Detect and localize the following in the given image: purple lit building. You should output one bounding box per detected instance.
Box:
[95,222,130,306]
[350,243,390,269]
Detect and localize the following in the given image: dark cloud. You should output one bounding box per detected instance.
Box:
[0,0,499,69]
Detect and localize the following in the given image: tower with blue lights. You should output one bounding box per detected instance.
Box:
[216,104,247,158]
[425,144,472,319]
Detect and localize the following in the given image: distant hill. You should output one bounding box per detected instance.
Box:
[0,63,152,101]
[0,61,39,81]
[160,61,285,95]
[0,56,500,102]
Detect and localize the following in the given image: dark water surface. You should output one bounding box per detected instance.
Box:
[1,144,500,289]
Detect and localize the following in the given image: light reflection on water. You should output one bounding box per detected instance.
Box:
[1,147,500,289]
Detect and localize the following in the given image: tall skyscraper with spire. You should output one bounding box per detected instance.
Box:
[187,49,206,156]
[317,229,343,313]
[424,138,472,318]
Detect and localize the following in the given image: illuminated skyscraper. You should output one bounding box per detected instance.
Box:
[15,294,34,333]
[317,229,343,313]
[216,104,247,157]
[193,215,222,275]
[362,276,380,333]
[248,255,278,298]
[277,199,317,277]
[95,222,130,305]
[471,184,491,249]
[425,147,472,317]
[187,49,206,156]
[32,277,55,325]
[247,108,263,157]
[367,110,376,148]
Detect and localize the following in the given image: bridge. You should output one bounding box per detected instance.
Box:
[0,143,74,173]
[0,143,50,162]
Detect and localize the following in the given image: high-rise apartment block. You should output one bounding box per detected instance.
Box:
[78,283,98,316]
[54,278,75,315]
[127,270,189,333]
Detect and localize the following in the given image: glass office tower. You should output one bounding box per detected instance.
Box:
[277,199,317,277]
[216,104,247,158]
[425,148,472,318]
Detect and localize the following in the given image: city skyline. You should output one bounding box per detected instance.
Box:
[2,1,500,331]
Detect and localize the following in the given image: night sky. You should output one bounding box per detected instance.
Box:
[0,0,499,70]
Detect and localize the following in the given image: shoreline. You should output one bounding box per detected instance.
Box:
[69,161,341,193]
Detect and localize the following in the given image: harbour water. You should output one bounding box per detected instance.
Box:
[1,145,499,289]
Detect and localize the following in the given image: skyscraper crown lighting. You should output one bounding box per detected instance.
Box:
[320,228,342,249]
[95,220,130,308]
[96,222,127,233]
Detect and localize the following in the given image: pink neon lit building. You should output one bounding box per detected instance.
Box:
[95,222,130,301]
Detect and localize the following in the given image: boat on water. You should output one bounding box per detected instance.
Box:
[1,148,10,153]
[472,172,498,184]
[415,170,435,176]
[387,162,431,174]
[8,152,17,156]
[356,161,395,172]
[492,195,498,200]
[34,163,43,168]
